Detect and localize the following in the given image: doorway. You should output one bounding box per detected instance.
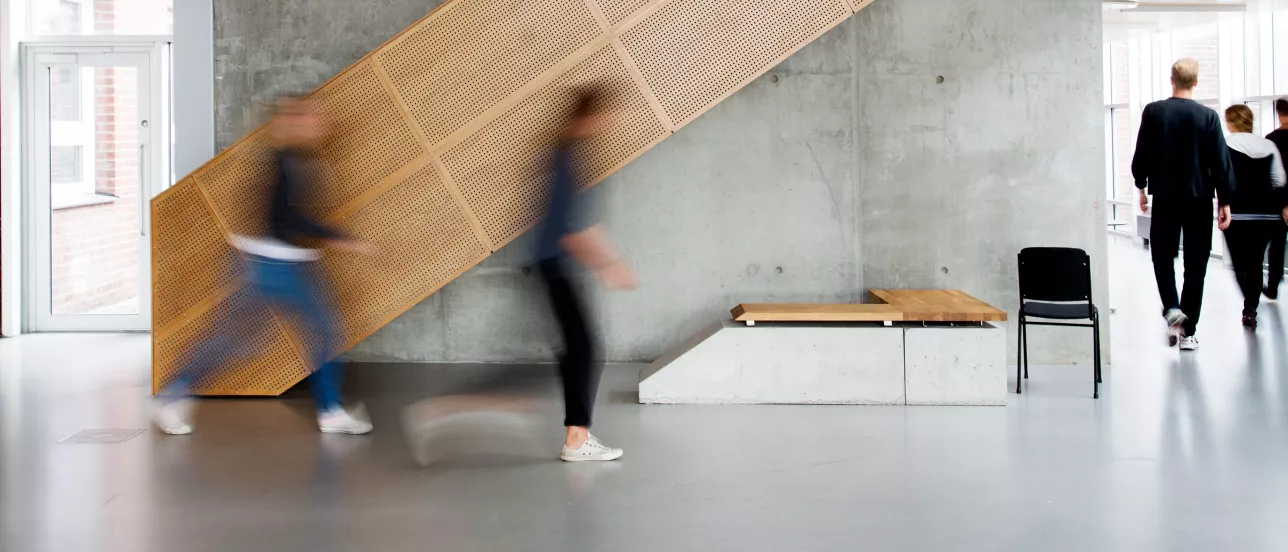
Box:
[23,42,170,331]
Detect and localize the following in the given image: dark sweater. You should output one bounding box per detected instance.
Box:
[269,150,344,245]
[1131,97,1235,206]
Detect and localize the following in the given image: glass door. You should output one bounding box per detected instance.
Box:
[26,46,165,331]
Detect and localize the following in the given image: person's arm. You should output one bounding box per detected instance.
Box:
[1271,143,1286,189]
[560,225,636,290]
[1206,114,1236,207]
[1132,104,1153,213]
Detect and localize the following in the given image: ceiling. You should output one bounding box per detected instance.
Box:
[1104,1,1252,42]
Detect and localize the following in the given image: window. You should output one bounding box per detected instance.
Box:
[49,67,79,122]
[1104,12,1288,265]
[29,0,174,36]
[50,146,82,184]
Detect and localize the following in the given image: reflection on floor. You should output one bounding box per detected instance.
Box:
[2,235,1288,551]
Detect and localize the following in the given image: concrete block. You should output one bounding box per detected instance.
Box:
[904,323,1006,406]
[639,320,904,405]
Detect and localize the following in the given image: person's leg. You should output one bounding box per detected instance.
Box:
[1149,202,1184,315]
[1245,221,1276,317]
[1224,222,1258,316]
[539,259,596,431]
[1267,222,1287,298]
[252,259,367,433]
[539,258,620,462]
[1178,201,1214,337]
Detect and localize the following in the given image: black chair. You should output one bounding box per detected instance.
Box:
[1016,247,1102,398]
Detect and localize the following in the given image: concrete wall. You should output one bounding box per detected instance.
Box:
[213,0,1106,365]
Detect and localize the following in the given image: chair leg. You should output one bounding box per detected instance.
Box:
[1016,320,1023,394]
[1093,313,1102,399]
[1022,319,1029,381]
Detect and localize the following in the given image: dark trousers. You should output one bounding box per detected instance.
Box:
[1150,198,1214,336]
[1224,220,1281,316]
[1268,223,1287,291]
[539,258,598,428]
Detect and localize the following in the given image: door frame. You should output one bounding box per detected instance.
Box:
[20,37,171,332]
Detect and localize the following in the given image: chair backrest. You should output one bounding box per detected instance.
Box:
[1018,247,1092,303]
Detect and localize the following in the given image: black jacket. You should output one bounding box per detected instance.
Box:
[1131,97,1235,206]
[1226,133,1287,218]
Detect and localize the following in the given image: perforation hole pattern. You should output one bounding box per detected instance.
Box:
[154,286,310,395]
[441,45,667,249]
[621,0,850,125]
[377,0,601,147]
[192,133,277,237]
[151,178,244,330]
[596,0,653,26]
[319,162,487,347]
[297,63,426,213]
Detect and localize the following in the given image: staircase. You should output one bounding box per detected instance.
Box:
[151,0,875,395]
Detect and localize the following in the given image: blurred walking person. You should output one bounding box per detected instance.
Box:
[1263,98,1288,300]
[1221,104,1288,329]
[153,96,374,435]
[1132,58,1235,350]
[538,87,636,462]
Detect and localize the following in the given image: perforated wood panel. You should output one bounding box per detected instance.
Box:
[321,160,487,347]
[152,0,871,395]
[621,0,852,126]
[595,0,653,26]
[442,44,667,248]
[151,178,243,330]
[377,0,601,147]
[154,286,310,395]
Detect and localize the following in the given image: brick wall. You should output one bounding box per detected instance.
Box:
[1175,26,1220,102]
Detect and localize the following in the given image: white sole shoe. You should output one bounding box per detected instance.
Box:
[1164,309,1187,347]
[318,404,373,435]
[560,434,624,462]
[153,398,194,435]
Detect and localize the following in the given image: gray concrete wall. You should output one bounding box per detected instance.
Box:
[852,0,1108,365]
[213,0,1105,365]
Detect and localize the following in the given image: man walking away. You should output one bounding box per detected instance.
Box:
[1263,98,1288,301]
[1132,58,1235,351]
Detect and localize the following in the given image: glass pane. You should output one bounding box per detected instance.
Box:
[1174,24,1220,102]
[1111,42,1130,105]
[30,0,174,35]
[1111,108,1134,203]
[49,66,142,316]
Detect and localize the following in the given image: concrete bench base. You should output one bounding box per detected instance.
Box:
[639,320,1005,406]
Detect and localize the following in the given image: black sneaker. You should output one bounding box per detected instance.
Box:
[1264,286,1279,302]
[1243,314,1258,329]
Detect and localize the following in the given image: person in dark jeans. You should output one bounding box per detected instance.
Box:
[153,96,375,435]
[1221,104,1287,329]
[1132,58,1235,350]
[537,87,636,462]
[1263,98,1288,300]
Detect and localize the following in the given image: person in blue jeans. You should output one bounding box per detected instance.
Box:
[153,96,374,435]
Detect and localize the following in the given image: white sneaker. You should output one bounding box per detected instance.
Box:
[153,398,194,435]
[318,405,373,435]
[560,434,623,462]
[1164,308,1188,347]
[1179,335,1200,351]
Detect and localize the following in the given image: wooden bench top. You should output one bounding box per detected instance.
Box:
[731,290,1007,324]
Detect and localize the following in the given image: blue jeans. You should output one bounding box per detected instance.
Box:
[160,256,342,412]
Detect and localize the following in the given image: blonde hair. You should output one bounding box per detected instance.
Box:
[1172,58,1200,90]
[1226,104,1255,133]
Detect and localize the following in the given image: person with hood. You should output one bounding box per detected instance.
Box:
[1222,103,1288,329]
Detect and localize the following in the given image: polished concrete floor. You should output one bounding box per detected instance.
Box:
[3,237,1288,551]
